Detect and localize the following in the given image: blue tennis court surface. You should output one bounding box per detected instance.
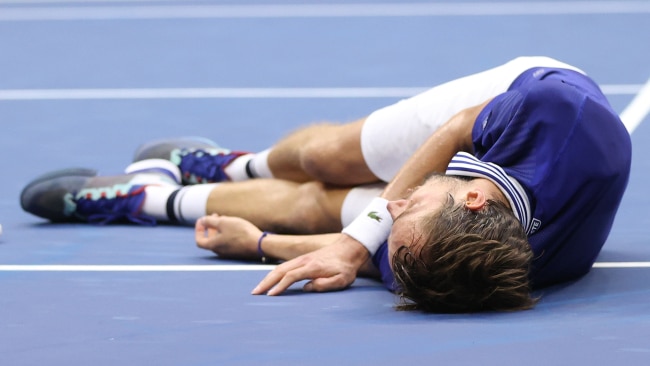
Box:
[1,1,650,364]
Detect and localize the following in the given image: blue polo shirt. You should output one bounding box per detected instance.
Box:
[373,67,632,290]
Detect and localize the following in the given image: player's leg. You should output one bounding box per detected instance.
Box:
[157,178,384,233]
[202,179,350,234]
[132,119,378,187]
[20,164,384,234]
[266,119,379,186]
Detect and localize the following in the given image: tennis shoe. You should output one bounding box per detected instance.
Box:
[132,137,248,184]
[20,168,178,225]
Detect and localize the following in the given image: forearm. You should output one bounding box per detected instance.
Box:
[261,232,340,261]
[340,101,488,255]
[261,232,379,278]
[380,99,488,200]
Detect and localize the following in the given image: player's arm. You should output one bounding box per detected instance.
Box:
[333,98,491,264]
[253,99,491,296]
[380,98,489,201]
[195,215,380,277]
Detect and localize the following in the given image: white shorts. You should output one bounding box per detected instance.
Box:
[360,56,585,182]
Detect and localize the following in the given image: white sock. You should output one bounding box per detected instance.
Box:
[142,185,179,221]
[170,184,217,225]
[143,184,218,225]
[224,148,274,181]
[249,148,274,179]
[224,154,254,182]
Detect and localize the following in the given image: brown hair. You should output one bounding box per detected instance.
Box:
[392,197,536,313]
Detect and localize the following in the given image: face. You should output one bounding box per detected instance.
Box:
[386,175,463,266]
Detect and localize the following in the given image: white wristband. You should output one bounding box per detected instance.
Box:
[341,197,393,255]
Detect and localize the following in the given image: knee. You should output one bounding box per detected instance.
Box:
[300,138,344,183]
[300,134,370,186]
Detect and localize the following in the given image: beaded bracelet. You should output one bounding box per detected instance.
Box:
[257,231,272,263]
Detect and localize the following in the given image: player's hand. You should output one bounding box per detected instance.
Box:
[251,234,369,296]
[195,214,261,259]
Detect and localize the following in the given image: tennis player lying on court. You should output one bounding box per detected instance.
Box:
[21,56,632,313]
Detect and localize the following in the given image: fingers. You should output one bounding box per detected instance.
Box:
[252,259,303,295]
[251,256,354,296]
[194,218,209,248]
[199,214,221,228]
[194,215,220,249]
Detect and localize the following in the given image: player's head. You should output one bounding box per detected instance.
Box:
[386,174,535,313]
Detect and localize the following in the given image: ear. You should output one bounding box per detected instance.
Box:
[464,189,487,211]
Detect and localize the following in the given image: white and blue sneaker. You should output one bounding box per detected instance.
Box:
[132,137,249,184]
[20,167,179,225]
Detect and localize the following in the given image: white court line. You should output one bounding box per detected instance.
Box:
[0,263,648,271]
[0,87,429,100]
[0,264,276,271]
[592,262,650,268]
[0,85,640,100]
[601,84,645,95]
[619,76,650,133]
[2,2,650,21]
[0,0,175,3]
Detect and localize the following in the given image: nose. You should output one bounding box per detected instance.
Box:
[387,199,408,220]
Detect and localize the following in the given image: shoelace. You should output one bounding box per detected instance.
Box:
[178,149,237,183]
[75,185,157,226]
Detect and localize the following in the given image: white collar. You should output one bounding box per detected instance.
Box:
[446,152,533,234]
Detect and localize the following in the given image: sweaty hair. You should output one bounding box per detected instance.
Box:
[392,196,536,313]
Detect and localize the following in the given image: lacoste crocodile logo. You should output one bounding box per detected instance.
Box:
[367,211,382,222]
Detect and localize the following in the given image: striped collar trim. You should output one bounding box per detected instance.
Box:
[445,152,533,234]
